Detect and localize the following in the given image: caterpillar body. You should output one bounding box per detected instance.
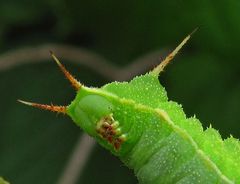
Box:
[19,32,240,184]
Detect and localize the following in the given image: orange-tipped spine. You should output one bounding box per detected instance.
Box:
[152,27,198,75]
[18,99,67,114]
[50,51,82,91]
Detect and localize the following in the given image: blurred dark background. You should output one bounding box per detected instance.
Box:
[0,1,240,184]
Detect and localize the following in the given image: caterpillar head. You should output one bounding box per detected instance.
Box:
[18,52,114,138]
[18,29,195,150]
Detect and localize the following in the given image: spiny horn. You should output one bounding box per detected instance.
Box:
[152,27,198,75]
[50,51,82,90]
[18,99,67,114]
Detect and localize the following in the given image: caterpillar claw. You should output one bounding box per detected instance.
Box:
[18,99,67,114]
[49,51,82,91]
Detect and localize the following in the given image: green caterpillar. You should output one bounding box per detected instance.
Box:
[19,32,240,184]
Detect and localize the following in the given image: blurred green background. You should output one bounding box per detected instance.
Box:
[0,1,240,184]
